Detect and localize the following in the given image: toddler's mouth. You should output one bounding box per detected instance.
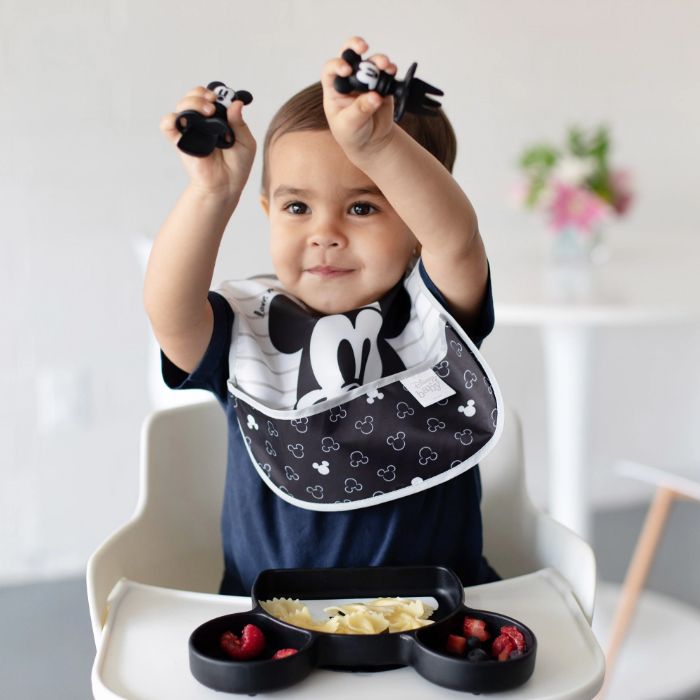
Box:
[306,265,354,278]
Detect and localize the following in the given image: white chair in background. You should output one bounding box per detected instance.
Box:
[87,402,604,699]
[596,460,700,699]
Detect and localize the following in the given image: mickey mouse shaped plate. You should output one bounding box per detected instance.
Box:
[189,566,536,694]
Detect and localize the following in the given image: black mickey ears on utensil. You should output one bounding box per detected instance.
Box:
[175,81,253,157]
[333,49,444,122]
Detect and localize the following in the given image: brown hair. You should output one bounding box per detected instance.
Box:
[260,81,457,195]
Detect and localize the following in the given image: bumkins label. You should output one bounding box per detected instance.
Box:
[400,368,456,407]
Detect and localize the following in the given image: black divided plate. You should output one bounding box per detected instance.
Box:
[189,566,536,694]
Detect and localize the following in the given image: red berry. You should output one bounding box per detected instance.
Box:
[272,648,298,659]
[463,617,490,642]
[498,643,515,661]
[220,624,266,660]
[500,625,526,653]
[491,634,508,656]
[446,634,467,655]
[491,633,516,662]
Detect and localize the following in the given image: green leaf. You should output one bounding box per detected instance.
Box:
[519,144,559,170]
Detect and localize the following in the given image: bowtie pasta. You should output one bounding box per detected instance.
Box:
[260,596,435,634]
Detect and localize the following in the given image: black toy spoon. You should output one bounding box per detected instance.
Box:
[333,49,443,121]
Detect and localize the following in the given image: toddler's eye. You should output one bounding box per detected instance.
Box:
[285,201,309,215]
[349,201,377,216]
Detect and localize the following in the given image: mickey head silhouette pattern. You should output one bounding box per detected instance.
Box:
[313,461,330,475]
[236,323,499,509]
[458,399,477,417]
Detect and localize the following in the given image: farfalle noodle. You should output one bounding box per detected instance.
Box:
[260,596,435,634]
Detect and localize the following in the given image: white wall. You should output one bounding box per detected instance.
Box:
[1,0,699,584]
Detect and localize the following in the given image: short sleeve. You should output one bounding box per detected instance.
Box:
[418,259,495,348]
[160,291,234,401]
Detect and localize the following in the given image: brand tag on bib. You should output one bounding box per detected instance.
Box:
[400,368,456,407]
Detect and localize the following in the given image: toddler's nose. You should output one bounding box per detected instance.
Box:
[311,237,339,248]
[309,227,347,249]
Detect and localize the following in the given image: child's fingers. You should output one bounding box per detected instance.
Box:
[339,35,368,56]
[162,95,216,144]
[184,85,217,100]
[328,56,353,76]
[225,100,256,151]
[159,112,181,144]
[323,51,397,101]
[336,38,397,75]
[367,54,397,75]
[321,57,353,93]
[170,88,218,128]
[175,95,217,117]
[337,91,384,132]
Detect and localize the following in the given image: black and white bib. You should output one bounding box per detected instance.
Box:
[218,262,503,512]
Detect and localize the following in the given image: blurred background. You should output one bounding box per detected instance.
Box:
[1,1,699,698]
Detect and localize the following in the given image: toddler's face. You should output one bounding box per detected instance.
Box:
[260,130,417,315]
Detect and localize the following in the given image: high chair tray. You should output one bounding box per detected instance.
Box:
[92,568,605,699]
[189,565,536,694]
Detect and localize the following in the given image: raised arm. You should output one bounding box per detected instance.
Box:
[321,37,488,326]
[144,86,256,373]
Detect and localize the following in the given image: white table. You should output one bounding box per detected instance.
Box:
[490,233,700,539]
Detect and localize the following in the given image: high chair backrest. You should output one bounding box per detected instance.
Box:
[87,399,227,642]
[480,408,596,622]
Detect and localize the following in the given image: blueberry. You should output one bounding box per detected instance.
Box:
[467,648,490,663]
[509,650,524,660]
[467,636,481,649]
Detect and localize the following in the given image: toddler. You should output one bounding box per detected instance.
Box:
[145,37,502,595]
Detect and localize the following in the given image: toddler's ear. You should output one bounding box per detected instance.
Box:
[259,195,270,217]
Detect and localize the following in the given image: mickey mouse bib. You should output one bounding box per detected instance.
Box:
[218,262,503,511]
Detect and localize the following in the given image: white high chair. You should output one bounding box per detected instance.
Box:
[87,401,605,699]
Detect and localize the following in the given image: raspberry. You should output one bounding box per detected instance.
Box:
[500,625,526,653]
[272,648,298,659]
[491,633,516,662]
[445,634,467,655]
[463,617,490,642]
[220,624,266,660]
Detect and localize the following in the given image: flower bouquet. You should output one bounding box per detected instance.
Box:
[515,125,634,263]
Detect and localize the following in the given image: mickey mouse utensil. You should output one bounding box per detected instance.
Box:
[175,81,253,157]
[333,49,443,122]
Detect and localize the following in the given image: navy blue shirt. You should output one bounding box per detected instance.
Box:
[162,261,498,595]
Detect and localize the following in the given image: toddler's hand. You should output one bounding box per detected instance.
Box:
[160,86,256,199]
[322,37,398,163]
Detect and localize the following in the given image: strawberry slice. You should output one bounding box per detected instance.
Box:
[272,648,298,659]
[220,624,266,660]
[492,633,516,662]
[463,617,490,642]
[500,625,526,652]
[446,634,467,655]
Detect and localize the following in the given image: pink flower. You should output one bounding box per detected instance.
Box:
[610,169,634,215]
[548,181,611,234]
[508,179,529,208]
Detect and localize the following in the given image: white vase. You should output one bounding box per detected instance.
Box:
[549,225,609,266]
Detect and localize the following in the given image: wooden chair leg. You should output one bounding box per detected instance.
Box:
[596,486,678,699]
